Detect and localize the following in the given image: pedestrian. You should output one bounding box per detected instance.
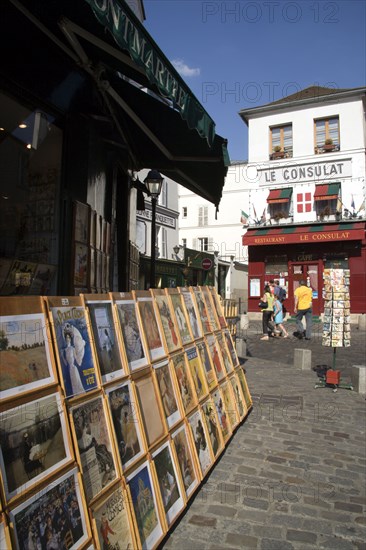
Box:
[260,284,274,340]
[294,279,313,340]
[274,280,287,303]
[273,297,289,338]
[268,280,276,295]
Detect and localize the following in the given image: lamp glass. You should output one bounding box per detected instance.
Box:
[144,169,164,198]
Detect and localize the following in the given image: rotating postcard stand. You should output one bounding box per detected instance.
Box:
[316,268,353,391]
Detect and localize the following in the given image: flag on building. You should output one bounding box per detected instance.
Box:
[240,210,249,224]
[261,208,267,222]
[253,205,258,220]
[351,195,355,210]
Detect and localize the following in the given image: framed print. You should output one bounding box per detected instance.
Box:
[170,352,196,414]
[70,396,117,503]
[212,387,232,442]
[152,441,184,526]
[201,398,224,459]
[91,485,136,550]
[153,291,181,354]
[73,200,90,244]
[135,293,165,362]
[229,373,246,420]
[106,381,144,471]
[171,424,199,498]
[185,345,208,402]
[187,409,212,477]
[178,288,201,339]
[113,295,148,372]
[134,375,166,448]
[73,242,88,288]
[96,215,102,251]
[83,296,125,383]
[216,333,234,373]
[168,289,192,345]
[153,360,181,429]
[89,209,96,248]
[220,380,239,429]
[47,297,98,398]
[224,328,239,367]
[0,303,55,401]
[0,260,37,296]
[192,287,211,334]
[126,460,164,550]
[209,287,227,329]
[236,366,253,411]
[206,334,225,382]
[0,392,72,501]
[9,468,89,550]
[200,286,219,331]
[196,340,217,391]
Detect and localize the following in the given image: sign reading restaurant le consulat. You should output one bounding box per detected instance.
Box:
[257,159,352,185]
[244,225,365,246]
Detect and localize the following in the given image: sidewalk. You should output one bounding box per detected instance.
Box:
[160,327,366,550]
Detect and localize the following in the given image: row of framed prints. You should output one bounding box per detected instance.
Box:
[0,287,252,549]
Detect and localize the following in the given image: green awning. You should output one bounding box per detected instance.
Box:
[267,188,293,203]
[314,183,340,200]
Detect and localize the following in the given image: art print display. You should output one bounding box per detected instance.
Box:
[192,288,211,334]
[73,242,88,288]
[91,485,135,550]
[153,292,181,353]
[171,353,196,414]
[126,461,163,550]
[223,329,239,367]
[322,269,351,348]
[206,334,225,381]
[200,286,219,331]
[136,295,165,362]
[154,360,181,428]
[114,298,147,371]
[135,375,166,448]
[0,312,55,400]
[236,367,253,411]
[84,297,124,383]
[196,340,217,391]
[209,287,227,328]
[188,409,212,476]
[202,399,223,458]
[152,441,184,526]
[229,374,246,419]
[48,302,98,398]
[179,288,201,339]
[171,425,199,498]
[70,397,117,503]
[185,345,208,401]
[0,392,71,500]
[10,468,88,550]
[220,380,238,428]
[216,333,234,373]
[73,200,89,244]
[212,388,232,442]
[169,290,192,345]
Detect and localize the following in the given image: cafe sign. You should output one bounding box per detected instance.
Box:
[257,159,352,185]
[243,226,364,246]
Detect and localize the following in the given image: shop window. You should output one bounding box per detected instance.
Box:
[314,117,340,154]
[198,205,208,226]
[297,192,312,213]
[270,124,293,159]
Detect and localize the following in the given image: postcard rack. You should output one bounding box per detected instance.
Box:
[0,286,252,550]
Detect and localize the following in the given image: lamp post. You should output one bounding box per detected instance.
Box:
[144,169,164,289]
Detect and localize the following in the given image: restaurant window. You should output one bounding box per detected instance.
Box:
[270,124,293,159]
[297,192,312,213]
[314,183,341,218]
[314,116,340,154]
[267,188,292,219]
[198,205,208,227]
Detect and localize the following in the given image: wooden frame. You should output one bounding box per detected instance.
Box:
[191,287,212,334]
[153,360,182,429]
[196,339,217,392]
[152,290,181,354]
[201,397,224,459]
[151,440,184,527]
[126,460,164,550]
[216,332,234,373]
[178,287,202,340]
[105,380,145,472]
[199,286,219,332]
[90,483,137,550]
[73,201,90,245]
[0,516,11,549]
[206,334,226,382]
[170,352,196,415]
[184,345,208,402]
[69,395,118,504]
[211,386,232,443]
[167,288,192,345]
[229,372,247,421]
[223,328,240,368]
[187,408,213,477]
[73,242,89,288]
[0,392,72,501]
[46,296,99,398]
[208,287,227,329]
[220,379,239,429]
[112,293,148,372]
[134,291,165,362]
[134,374,166,449]
[82,294,126,384]
[171,423,199,499]
[9,468,90,550]
[0,297,56,402]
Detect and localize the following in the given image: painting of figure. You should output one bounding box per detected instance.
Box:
[153,442,183,525]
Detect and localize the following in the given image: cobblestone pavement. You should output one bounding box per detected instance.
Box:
[160,325,366,550]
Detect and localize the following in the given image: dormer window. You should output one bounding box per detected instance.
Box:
[270,124,293,160]
[314,117,340,154]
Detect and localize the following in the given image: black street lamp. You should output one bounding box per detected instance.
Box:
[144,169,164,289]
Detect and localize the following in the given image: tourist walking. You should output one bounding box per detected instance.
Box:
[273,297,289,338]
[294,279,313,340]
[260,284,274,341]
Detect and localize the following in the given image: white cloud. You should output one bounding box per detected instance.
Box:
[172,59,200,77]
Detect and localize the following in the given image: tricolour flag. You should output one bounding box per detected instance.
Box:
[253,205,258,220]
[351,195,355,210]
[240,210,249,224]
[261,208,267,222]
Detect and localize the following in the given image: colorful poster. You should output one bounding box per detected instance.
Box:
[188,409,212,476]
[152,442,184,526]
[185,346,207,401]
[92,486,134,550]
[115,300,147,371]
[154,361,181,428]
[172,425,198,498]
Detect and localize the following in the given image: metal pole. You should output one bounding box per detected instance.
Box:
[150,196,157,289]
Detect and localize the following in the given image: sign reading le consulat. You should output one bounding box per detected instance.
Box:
[259,159,352,185]
[253,230,352,245]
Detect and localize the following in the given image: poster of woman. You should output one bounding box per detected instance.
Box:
[136,297,165,362]
[216,333,234,373]
[171,353,195,414]
[209,287,227,329]
[115,300,147,372]
[196,340,216,391]
[202,399,223,458]
[179,289,201,339]
[206,334,225,381]
[0,392,71,500]
[188,409,212,476]
[220,381,239,429]
[229,374,246,420]
[171,425,198,498]
[224,329,239,367]
[185,346,208,402]
[192,288,211,334]
[200,286,219,332]
[169,291,192,345]
[212,388,232,442]
[48,302,98,398]
[154,360,181,428]
[152,441,184,526]
[153,293,181,354]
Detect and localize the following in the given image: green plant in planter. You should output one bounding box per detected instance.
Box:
[324,138,333,145]
[273,145,282,152]
[273,211,286,221]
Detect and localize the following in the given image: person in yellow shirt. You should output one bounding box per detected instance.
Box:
[294,279,313,340]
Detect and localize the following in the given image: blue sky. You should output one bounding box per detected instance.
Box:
[144,0,366,161]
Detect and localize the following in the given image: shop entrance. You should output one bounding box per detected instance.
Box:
[289,261,322,316]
